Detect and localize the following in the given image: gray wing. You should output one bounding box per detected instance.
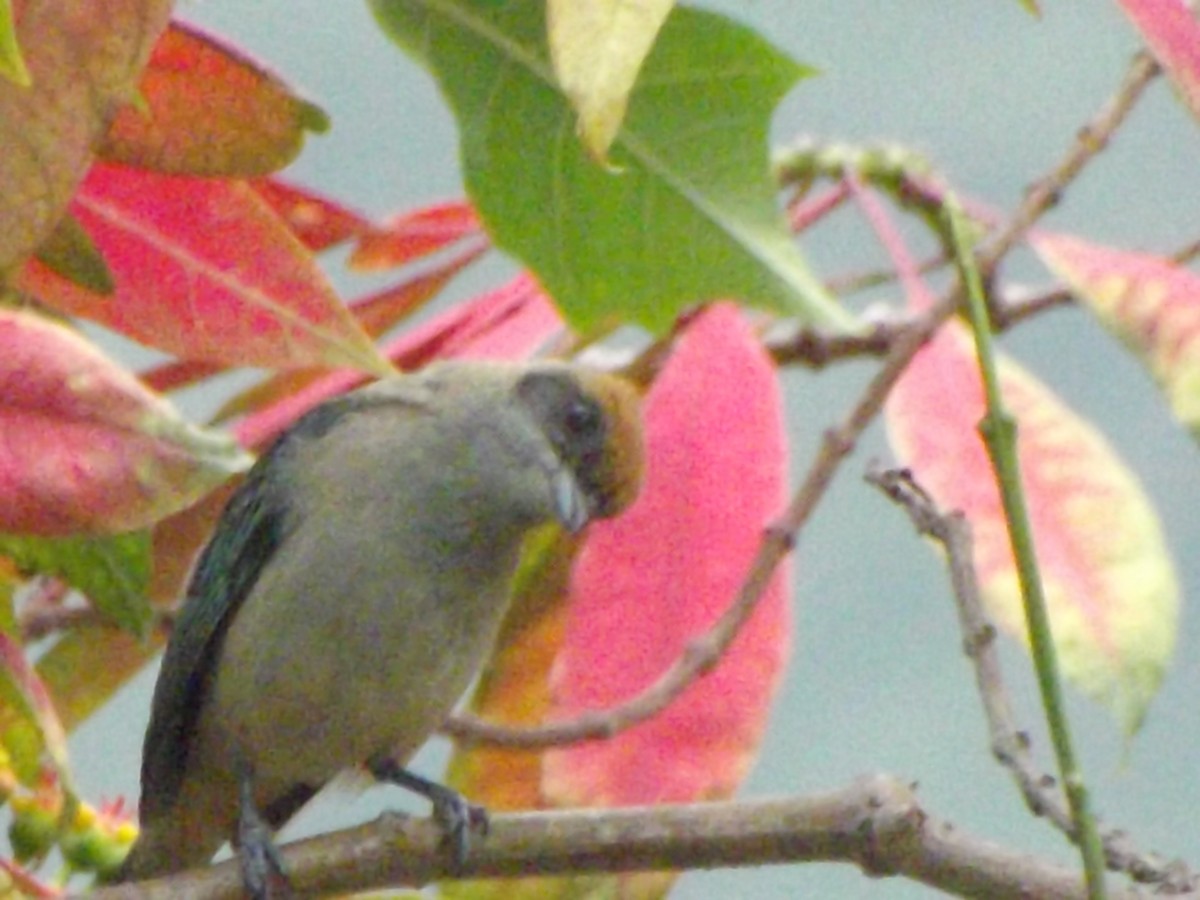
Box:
[138,399,356,822]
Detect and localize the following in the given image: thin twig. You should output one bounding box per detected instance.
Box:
[766,319,901,368]
[20,605,103,642]
[980,52,1160,283]
[866,467,1197,894]
[823,250,951,298]
[787,181,851,232]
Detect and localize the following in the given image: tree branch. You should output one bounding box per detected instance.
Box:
[94,774,1176,900]
[979,51,1160,283]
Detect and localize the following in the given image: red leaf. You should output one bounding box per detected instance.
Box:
[17,163,391,374]
[352,241,488,337]
[379,272,564,368]
[248,177,371,252]
[348,201,483,270]
[234,275,565,449]
[1115,0,1200,122]
[0,309,251,535]
[543,303,791,807]
[98,19,329,176]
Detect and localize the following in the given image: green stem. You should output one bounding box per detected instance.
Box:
[946,197,1107,899]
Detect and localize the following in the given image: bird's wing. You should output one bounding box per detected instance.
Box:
[138,399,357,820]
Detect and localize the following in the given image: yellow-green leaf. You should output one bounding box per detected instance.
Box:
[547,0,675,162]
[0,0,30,86]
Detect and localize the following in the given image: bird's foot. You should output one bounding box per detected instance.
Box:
[238,764,294,899]
[369,759,489,870]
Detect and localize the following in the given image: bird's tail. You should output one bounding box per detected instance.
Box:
[106,802,231,885]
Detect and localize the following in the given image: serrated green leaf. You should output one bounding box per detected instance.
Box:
[0,532,152,637]
[0,0,30,87]
[370,0,857,334]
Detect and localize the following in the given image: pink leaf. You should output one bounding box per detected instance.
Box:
[544,303,791,807]
[1115,0,1200,121]
[348,201,483,270]
[249,177,371,252]
[0,308,251,535]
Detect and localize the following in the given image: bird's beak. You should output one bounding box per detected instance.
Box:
[550,468,591,534]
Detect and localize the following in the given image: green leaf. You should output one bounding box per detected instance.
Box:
[0,0,30,87]
[0,632,73,792]
[370,0,857,334]
[38,626,162,732]
[0,532,152,637]
[33,213,116,295]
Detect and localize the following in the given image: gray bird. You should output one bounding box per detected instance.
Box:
[116,360,644,894]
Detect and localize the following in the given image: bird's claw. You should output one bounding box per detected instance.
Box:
[430,790,489,869]
[368,759,489,871]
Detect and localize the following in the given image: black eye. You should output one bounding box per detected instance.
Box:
[564,398,603,437]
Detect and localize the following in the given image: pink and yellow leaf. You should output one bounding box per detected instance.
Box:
[885,321,1178,733]
[0,633,72,791]
[0,0,171,271]
[1033,231,1200,437]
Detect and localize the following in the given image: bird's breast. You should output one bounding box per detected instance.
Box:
[201,519,523,790]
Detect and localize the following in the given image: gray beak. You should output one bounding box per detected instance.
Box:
[551,468,591,534]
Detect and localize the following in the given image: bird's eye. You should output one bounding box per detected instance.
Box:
[564,398,603,437]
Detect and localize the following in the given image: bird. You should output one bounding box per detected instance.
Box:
[115,359,644,895]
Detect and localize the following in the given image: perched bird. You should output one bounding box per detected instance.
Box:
[117,360,644,893]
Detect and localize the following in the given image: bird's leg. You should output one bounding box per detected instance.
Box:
[368,757,489,870]
[235,762,293,900]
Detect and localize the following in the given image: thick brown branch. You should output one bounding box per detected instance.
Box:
[93,775,1171,900]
